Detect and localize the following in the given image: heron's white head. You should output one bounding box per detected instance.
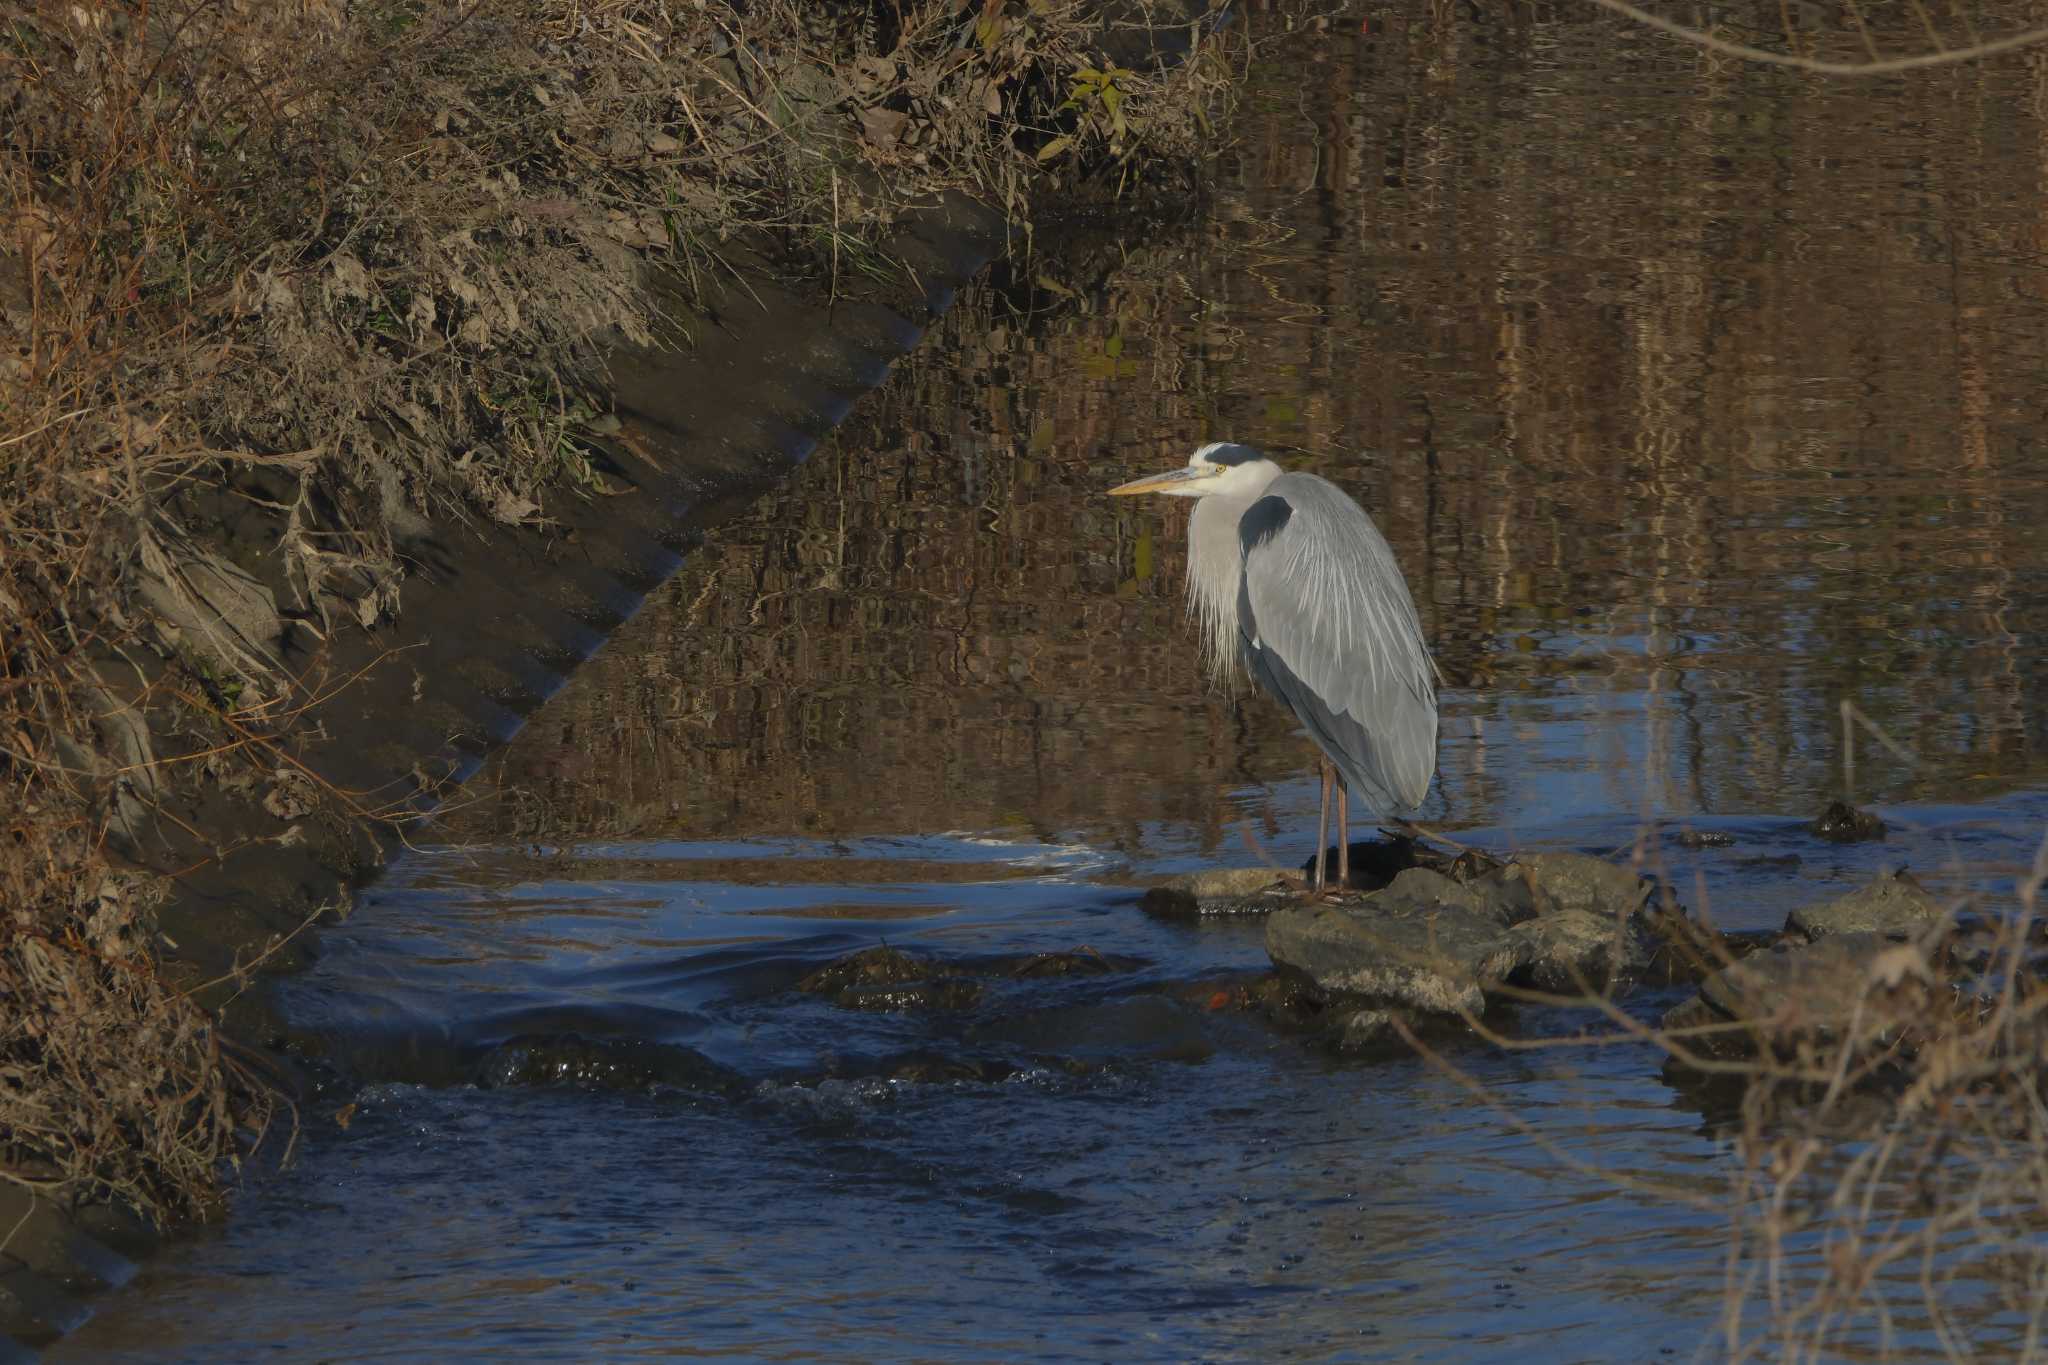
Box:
[1107,442,1281,498]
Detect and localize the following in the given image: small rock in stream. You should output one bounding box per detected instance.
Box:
[1663,928,1949,1055]
[797,945,977,1012]
[797,945,942,993]
[475,1035,740,1094]
[1140,867,1297,918]
[1509,852,1652,919]
[1812,800,1887,843]
[1266,852,1661,1014]
[834,980,984,1012]
[1507,908,1651,994]
[1785,869,1946,941]
[1266,869,1527,1016]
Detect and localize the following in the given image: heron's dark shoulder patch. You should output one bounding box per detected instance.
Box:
[1238,493,1292,556]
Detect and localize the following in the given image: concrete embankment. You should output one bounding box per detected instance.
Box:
[0,1,1230,1346]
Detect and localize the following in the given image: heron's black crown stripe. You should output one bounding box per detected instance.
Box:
[1202,442,1265,467]
[1239,493,1292,555]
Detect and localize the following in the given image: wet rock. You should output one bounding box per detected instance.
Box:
[475,1035,739,1093]
[1508,852,1653,920]
[1377,866,1517,924]
[1446,864,1538,926]
[1658,992,1747,1058]
[1507,908,1651,995]
[1140,867,1295,918]
[1785,870,1945,941]
[1217,972,1325,1031]
[1639,912,1773,987]
[1266,878,1525,1016]
[881,1054,1015,1085]
[1333,1007,1398,1051]
[835,980,983,1012]
[797,945,976,1011]
[1674,829,1737,849]
[1680,930,1946,1050]
[797,945,944,994]
[1813,800,1886,843]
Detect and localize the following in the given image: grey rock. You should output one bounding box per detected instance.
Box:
[1171,867,1293,898]
[1658,992,1750,1058]
[1509,852,1653,920]
[1695,931,1938,1043]
[1508,908,1651,994]
[1453,865,1538,926]
[1266,884,1525,1016]
[1377,867,1507,923]
[1141,867,1294,918]
[1786,870,1946,941]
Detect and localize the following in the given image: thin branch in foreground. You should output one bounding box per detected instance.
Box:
[1581,0,2048,75]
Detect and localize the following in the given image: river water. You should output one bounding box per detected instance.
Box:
[59,2,2048,1360]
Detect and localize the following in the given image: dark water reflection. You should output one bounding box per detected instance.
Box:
[452,13,2048,852]
[61,2,2048,1359]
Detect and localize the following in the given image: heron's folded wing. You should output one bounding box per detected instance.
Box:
[1237,474,1439,812]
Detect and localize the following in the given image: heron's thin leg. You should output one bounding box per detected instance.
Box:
[1313,760,1332,893]
[1337,783,1350,889]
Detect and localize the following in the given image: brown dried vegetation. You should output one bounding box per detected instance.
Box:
[0,0,1228,1221]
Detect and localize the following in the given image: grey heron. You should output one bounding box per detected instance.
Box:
[1109,442,1439,892]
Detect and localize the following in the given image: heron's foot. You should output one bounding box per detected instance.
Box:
[1281,873,1358,904]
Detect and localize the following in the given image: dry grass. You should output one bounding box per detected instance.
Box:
[0,0,1231,1222]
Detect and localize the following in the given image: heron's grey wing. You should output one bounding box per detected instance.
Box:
[1236,473,1439,814]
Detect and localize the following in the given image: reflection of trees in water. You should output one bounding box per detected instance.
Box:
[455,1,2048,844]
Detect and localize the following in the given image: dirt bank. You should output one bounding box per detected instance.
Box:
[0,0,1231,1342]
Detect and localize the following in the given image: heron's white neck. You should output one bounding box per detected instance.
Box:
[1185,464,1283,686]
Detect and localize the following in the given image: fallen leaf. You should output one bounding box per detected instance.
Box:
[859,106,909,149]
[490,490,541,525]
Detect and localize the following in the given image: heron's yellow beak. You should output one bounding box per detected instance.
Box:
[1107,466,1214,496]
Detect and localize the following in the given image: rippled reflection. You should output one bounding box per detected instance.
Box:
[62,2,2048,1360]
[450,5,2048,859]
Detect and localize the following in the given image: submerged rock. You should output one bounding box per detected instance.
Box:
[1003,949,1134,978]
[797,945,977,1012]
[1785,870,1945,941]
[796,945,940,994]
[834,980,983,1012]
[1813,800,1887,843]
[475,1035,739,1093]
